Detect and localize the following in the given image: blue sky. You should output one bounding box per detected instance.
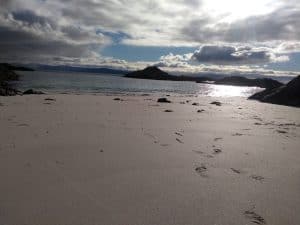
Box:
[0,0,300,77]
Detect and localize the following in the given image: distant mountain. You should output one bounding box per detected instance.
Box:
[214,76,283,89]
[36,65,128,75]
[249,75,300,107]
[125,66,283,89]
[125,66,215,83]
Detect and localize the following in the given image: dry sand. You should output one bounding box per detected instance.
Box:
[0,94,299,225]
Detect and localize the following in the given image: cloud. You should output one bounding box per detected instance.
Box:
[153,53,193,68]
[0,0,299,74]
[181,6,300,44]
[191,45,289,65]
[0,7,110,63]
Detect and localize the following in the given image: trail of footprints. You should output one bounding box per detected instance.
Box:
[143,130,266,184]
[194,137,266,183]
[193,137,267,224]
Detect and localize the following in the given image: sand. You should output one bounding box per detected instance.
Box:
[0,94,299,225]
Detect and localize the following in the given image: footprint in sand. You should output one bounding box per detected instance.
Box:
[175,132,183,136]
[244,209,266,224]
[232,133,243,136]
[195,164,208,177]
[213,148,222,154]
[277,130,288,134]
[214,137,223,141]
[193,150,214,158]
[144,132,157,140]
[160,144,169,147]
[193,150,204,154]
[231,168,241,174]
[176,138,184,144]
[250,175,264,182]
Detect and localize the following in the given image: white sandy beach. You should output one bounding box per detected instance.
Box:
[0,94,300,225]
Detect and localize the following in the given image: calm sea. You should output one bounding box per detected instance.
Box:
[13,71,264,97]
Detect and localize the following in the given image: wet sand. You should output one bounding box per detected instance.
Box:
[0,94,300,225]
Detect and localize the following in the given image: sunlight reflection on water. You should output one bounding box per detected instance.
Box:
[206,84,263,97]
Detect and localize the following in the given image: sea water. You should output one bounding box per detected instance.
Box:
[14,71,264,97]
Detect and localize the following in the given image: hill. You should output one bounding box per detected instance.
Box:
[249,75,300,107]
[125,66,283,89]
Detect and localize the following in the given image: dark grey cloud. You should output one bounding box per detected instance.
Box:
[0,5,109,63]
[191,45,282,65]
[11,10,56,28]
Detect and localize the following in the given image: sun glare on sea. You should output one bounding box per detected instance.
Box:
[208,85,262,97]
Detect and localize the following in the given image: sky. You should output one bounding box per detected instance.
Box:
[0,0,300,77]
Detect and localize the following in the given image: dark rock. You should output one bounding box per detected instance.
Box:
[0,86,21,96]
[23,89,45,95]
[164,109,173,112]
[113,97,122,101]
[192,102,199,106]
[210,101,222,106]
[249,76,300,107]
[44,98,56,101]
[197,109,205,113]
[157,98,171,103]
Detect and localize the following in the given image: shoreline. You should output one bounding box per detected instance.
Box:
[1,93,300,225]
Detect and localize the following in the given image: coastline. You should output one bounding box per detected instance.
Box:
[0,93,300,225]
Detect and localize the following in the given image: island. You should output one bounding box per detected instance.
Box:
[125,66,283,89]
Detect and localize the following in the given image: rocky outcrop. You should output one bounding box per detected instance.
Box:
[0,64,20,96]
[249,76,300,107]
